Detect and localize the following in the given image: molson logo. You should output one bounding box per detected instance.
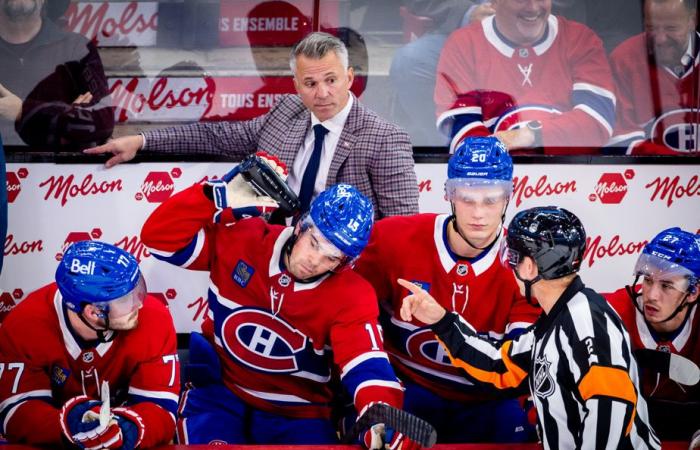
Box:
[6,168,28,203]
[64,1,158,46]
[109,77,216,123]
[136,169,180,203]
[583,234,648,267]
[646,175,700,207]
[39,174,123,207]
[512,175,577,207]
[115,235,151,263]
[0,289,24,323]
[4,234,43,256]
[589,170,634,204]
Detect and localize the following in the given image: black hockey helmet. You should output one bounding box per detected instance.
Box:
[506,206,586,280]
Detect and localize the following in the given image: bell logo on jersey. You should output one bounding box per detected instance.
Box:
[533,356,555,399]
[70,258,96,275]
[220,309,329,378]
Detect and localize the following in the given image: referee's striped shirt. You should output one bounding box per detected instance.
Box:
[431,276,660,449]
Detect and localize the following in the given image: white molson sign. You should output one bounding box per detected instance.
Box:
[109,77,215,122]
[64,1,158,46]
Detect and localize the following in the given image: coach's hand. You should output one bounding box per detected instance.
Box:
[84,134,144,168]
[398,278,447,325]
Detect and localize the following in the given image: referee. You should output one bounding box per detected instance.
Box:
[400,206,660,449]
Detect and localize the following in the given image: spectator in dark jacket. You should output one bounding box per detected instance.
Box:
[0,0,113,149]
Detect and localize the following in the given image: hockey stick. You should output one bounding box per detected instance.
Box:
[341,403,437,447]
[634,348,700,386]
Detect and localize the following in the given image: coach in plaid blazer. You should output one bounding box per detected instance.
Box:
[87,34,419,219]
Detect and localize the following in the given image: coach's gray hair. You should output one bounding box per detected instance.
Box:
[289,32,349,74]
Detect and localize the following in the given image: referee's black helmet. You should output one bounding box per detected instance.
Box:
[506,206,586,280]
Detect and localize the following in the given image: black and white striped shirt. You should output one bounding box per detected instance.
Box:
[432,276,660,449]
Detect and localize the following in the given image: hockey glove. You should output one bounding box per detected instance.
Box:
[363,422,421,450]
[206,151,287,224]
[60,396,145,450]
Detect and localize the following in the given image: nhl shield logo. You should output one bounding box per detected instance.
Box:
[82,351,94,363]
[534,356,555,399]
[456,264,468,276]
[278,274,291,287]
[518,48,529,58]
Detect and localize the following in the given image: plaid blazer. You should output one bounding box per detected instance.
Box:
[143,94,419,218]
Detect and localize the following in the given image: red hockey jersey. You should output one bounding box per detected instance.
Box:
[354,214,540,402]
[0,285,179,447]
[141,184,403,419]
[606,287,700,403]
[608,32,700,155]
[435,15,616,153]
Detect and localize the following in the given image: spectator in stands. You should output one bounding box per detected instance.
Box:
[605,227,700,443]
[0,241,179,449]
[353,136,539,443]
[607,0,699,155]
[86,32,419,219]
[390,1,495,146]
[141,157,410,447]
[0,0,114,148]
[435,0,617,154]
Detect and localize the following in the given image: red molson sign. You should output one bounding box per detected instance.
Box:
[219,0,313,46]
[64,1,158,46]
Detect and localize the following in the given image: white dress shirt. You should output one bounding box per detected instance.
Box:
[287,94,354,199]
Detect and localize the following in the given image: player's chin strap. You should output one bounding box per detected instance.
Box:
[626,276,698,324]
[77,307,117,343]
[513,270,541,307]
[448,200,508,252]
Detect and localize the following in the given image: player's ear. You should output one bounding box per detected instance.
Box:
[84,304,105,320]
[687,282,700,305]
[521,255,539,279]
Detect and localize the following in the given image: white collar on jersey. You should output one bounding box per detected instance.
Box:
[635,302,697,351]
[433,214,503,277]
[482,14,559,58]
[269,227,329,292]
[53,290,114,359]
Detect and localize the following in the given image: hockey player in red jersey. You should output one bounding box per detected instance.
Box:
[140,154,411,448]
[607,0,699,155]
[0,240,180,449]
[605,227,700,442]
[354,136,539,443]
[434,0,616,154]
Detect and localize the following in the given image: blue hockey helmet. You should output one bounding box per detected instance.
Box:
[506,206,586,280]
[446,136,514,200]
[56,240,145,314]
[306,184,374,260]
[635,228,700,289]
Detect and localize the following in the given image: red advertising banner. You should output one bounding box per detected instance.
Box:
[219,0,314,46]
[109,75,365,122]
[64,1,158,46]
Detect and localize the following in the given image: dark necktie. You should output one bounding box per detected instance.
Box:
[298,124,329,213]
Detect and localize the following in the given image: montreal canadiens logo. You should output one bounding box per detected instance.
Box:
[650,108,699,153]
[493,105,562,133]
[220,309,307,373]
[405,329,454,367]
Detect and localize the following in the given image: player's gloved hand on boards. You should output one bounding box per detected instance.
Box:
[206,151,288,223]
[362,422,421,450]
[60,396,145,450]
